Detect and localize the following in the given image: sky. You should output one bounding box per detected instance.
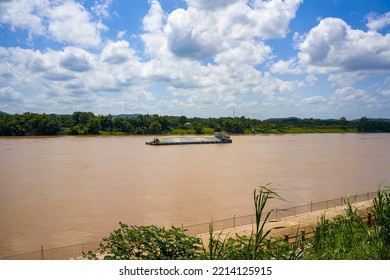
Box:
[0,0,389,119]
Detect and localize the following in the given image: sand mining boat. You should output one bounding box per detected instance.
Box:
[146,132,232,145]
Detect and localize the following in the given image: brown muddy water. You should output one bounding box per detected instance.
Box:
[0,134,389,255]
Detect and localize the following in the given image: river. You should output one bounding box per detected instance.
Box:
[0,133,389,255]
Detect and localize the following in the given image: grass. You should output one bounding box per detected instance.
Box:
[169,128,196,134]
[169,127,214,135]
[201,127,215,134]
[285,127,357,133]
[249,126,358,134]
[98,130,126,135]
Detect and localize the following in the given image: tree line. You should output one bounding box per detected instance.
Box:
[0,111,389,136]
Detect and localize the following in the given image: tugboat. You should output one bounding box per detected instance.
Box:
[146,132,232,145]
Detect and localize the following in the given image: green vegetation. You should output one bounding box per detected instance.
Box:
[304,191,390,259]
[1,112,390,136]
[84,187,390,260]
[85,223,201,260]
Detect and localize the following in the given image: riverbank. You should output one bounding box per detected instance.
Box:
[197,200,374,244]
[87,200,374,260]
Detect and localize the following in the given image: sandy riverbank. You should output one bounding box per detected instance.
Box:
[197,200,374,243]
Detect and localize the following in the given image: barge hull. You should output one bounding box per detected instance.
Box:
[146,132,232,145]
[146,140,232,145]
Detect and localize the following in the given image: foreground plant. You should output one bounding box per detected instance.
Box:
[304,189,390,260]
[84,223,201,260]
[203,185,290,260]
[372,187,390,243]
[201,220,227,260]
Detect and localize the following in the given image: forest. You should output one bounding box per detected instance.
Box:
[0,111,390,136]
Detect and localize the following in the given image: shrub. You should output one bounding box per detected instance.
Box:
[84,223,201,260]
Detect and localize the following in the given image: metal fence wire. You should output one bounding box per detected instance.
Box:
[183,191,378,235]
[0,190,381,260]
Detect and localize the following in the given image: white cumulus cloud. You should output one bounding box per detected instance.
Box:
[0,0,48,37]
[0,0,105,48]
[47,1,103,48]
[366,12,390,32]
[297,17,390,74]
[152,0,302,60]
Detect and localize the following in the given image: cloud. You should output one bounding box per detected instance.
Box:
[379,77,390,96]
[143,0,165,33]
[366,12,390,32]
[2,0,387,118]
[42,71,76,81]
[302,95,327,105]
[215,40,271,67]
[297,17,390,74]
[116,30,127,39]
[185,0,243,11]
[0,87,24,112]
[271,58,302,74]
[159,0,302,60]
[305,74,319,86]
[0,0,105,48]
[47,1,103,48]
[249,0,303,39]
[0,0,47,36]
[141,0,169,59]
[333,87,367,101]
[92,0,113,19]
[0,86,23,102]
[60,47,91,72]
[101,41,137,64]
[331,86,379,109]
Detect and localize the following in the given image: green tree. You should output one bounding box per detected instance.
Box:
[148,120,162,134]
[100,115,113,132]
[86,117,101,134]
[339,116,348,130]
[192,121,203,134]
[179,115,187,125]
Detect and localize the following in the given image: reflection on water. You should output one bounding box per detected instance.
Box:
[0,134,389,255]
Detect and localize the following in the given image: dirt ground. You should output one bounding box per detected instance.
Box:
[198,200,374,243]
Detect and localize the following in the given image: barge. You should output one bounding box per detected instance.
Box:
[146,132,232,145]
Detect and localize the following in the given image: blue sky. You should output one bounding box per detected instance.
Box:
[1,0,389,119]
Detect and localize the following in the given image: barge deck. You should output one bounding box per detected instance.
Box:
[146,132,232,145]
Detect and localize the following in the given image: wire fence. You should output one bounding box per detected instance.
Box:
[181,191,378,236]
[0,190,381,260]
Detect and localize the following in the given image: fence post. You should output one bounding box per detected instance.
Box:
[310,201,313,212]
[284,234,289,242]
[301,230,305,242]
[368,213,372,227]
[40,246,44,260]
[341,196,343,206]
[276,208,278,220]
[233,215,236,229]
